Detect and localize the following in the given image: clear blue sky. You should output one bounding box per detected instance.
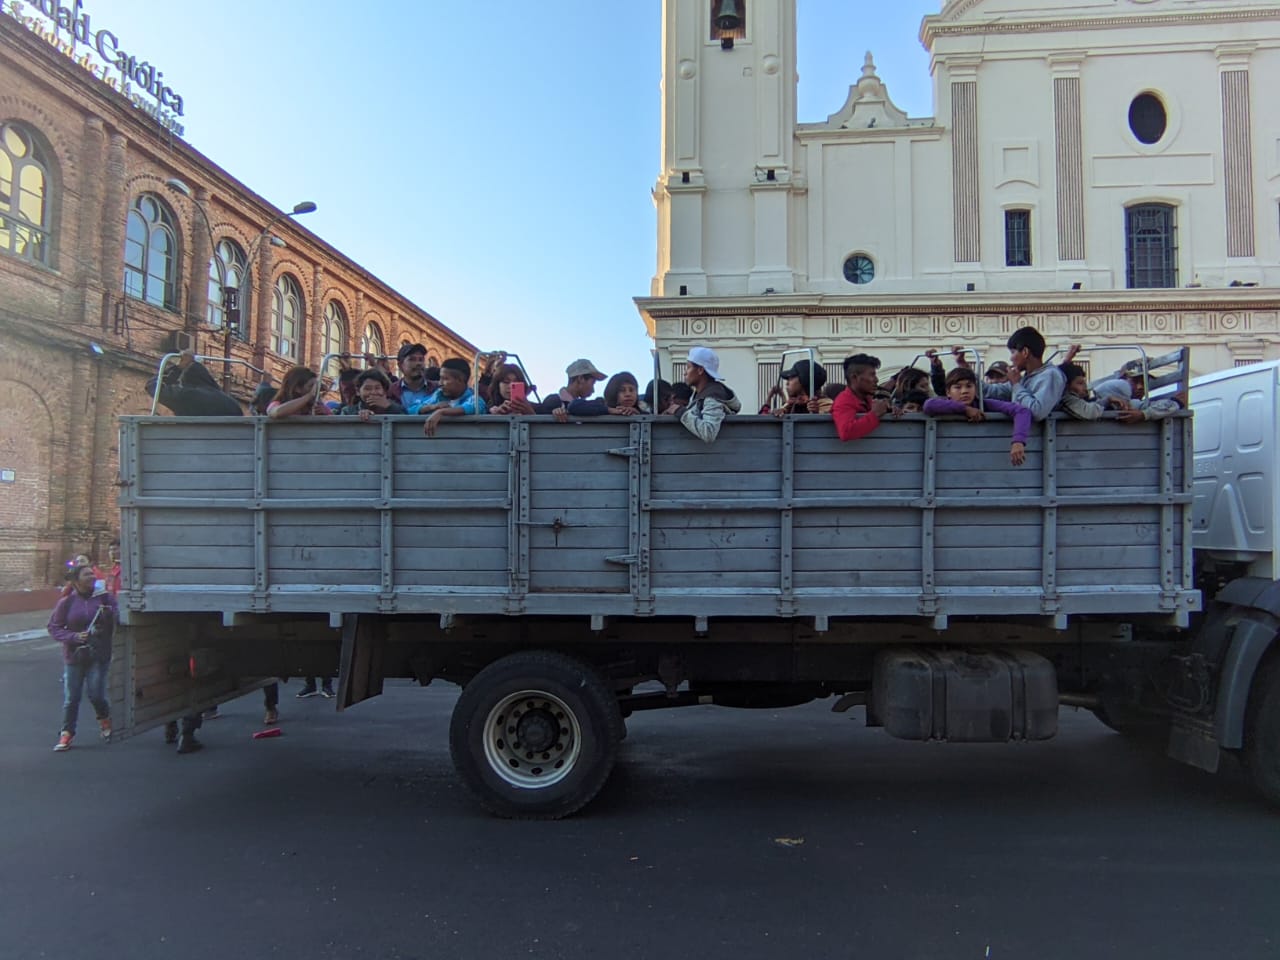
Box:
[86,0,939,393]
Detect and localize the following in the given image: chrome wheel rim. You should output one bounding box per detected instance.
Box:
[482,689,582,789]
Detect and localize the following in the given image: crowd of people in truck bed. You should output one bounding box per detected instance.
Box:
[147,324,1182,463]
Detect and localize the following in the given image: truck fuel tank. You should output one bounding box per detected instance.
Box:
[870,649,1058,742]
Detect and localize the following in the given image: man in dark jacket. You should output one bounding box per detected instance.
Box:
[146,352,244,417]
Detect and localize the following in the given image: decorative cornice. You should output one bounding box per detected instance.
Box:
[636,290,1280,320]
[921,9,1280,48]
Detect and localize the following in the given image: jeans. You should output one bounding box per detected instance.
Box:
[62,660,110,736]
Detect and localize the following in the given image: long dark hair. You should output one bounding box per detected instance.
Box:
[486,363,527,407]
[278,366,318,402]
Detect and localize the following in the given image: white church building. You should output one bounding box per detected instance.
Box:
[636,0,1280,405]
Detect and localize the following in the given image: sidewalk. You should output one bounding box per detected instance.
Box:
[0,609,52,643]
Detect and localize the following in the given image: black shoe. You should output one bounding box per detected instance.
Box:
[163,721,178,745]
[296,686,318,699]
[176,734,203,755]
[320,686,334,699]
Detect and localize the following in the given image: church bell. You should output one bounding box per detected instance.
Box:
[714,0,743,32]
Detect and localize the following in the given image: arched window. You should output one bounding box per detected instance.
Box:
[0,121,54,265]
[124,193,179,308]
[360,321,384,357]
[323,301,347,375]
[271,274,305,359]
[207,238,249,334]
[1125,203,1177,289]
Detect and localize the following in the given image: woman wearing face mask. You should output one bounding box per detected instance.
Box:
[48,564,117,751]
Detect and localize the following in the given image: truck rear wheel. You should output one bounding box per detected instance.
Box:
[1243,654,1280,806]
[449,651,623,820]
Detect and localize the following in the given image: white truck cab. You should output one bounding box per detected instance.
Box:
[1191,361,1280,578]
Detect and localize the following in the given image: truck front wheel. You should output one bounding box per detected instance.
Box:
[1243,654,1280,806]
[449,651,623,819]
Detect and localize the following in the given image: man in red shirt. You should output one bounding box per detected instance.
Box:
[832,353,890,441]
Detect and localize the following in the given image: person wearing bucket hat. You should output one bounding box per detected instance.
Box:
[673,346,740,443]
[536,358,610,417]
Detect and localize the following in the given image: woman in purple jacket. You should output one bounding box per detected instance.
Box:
[48,564,117,751]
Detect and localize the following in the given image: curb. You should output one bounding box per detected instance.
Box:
[0,629,51,645]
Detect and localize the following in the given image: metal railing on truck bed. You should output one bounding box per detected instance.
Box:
[117,413,1199,627]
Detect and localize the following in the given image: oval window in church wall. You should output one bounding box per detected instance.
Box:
[1128,93,1167,145]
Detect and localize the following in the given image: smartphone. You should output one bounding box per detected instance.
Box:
[510,382,526,402]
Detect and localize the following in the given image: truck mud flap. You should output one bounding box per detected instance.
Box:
[336,614,386,711]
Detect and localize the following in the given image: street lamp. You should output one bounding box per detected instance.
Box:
[165,178,317,388]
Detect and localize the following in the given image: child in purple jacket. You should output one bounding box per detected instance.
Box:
[924,367,1032,467]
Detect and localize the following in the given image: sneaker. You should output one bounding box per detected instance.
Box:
[53,732,73,752]
[99,718,112,741]
[201,706,221,720]
[295,686,318,699]
[263,707,279,725]
[163,721,178,744]
[320,686,334,699]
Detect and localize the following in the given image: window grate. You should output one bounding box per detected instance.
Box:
[1125,204,1177,288]
[1004,210,1031,267]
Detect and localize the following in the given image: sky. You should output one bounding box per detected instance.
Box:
[52,0,940,393]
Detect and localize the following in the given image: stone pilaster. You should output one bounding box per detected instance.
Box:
[1218,46,1256,259]
[1050,56,1086,262]
[950,74,980,263]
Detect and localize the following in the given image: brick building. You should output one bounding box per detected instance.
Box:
[0,12,475,594]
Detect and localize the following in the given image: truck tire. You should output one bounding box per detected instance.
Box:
[449,651,623,820]
[1243,654,1280,806]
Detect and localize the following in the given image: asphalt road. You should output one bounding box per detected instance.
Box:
[3,635,1279,960]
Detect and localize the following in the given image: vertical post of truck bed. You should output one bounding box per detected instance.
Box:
[920,418,939,624]
[1181,415,1194,595]
[509,419,531,613]
[1159,416,1188,625]
[118,418,141,732]
[1040,418,1062,627]
[379,417,396,612]
[252,417,269,612]
[636,419,653,615]
[779,418,796,616]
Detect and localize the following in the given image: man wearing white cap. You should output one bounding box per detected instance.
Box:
[673,346,741,443]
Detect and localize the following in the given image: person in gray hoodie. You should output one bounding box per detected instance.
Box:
[674,346,740,443]
[983,326,1066,421]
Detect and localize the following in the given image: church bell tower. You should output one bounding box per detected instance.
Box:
[653,0,798,298]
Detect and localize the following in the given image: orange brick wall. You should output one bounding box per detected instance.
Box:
[0,17,475,591]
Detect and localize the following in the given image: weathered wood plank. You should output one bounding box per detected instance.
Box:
[936,471,1044,491]
[653,548,778,573]
[529,470,629,491]
[793,548,923,572]
[395,570,509,587]
[394,548,508,571]
[530,528,628,550]
[651,571,780,589]
[143,568,253,586]
[144,524,254,548]
[1058,545,1158,569]
[529,570,629,592]
[935,570,1041,587]
[269,474,381,497]
[394,473,510,495]
[393,454,510,473]
[793,526,920,550]
[792,570,922,588]
[272,568,380,586]
[269,522,380,548]
[652,473,781,494]
[138,509,248,527]
[794,471,924,493]
[270,546,379,570]
[141,472,254,496]
[652,527,779,550]
[267,438,382,456]
[395,525,508,549]
[793,509,919,529]
[531,490,625,509]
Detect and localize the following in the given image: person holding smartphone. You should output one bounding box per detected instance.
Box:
[486,364,536,415]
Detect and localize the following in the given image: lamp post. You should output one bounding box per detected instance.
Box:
[165,178,316,389]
